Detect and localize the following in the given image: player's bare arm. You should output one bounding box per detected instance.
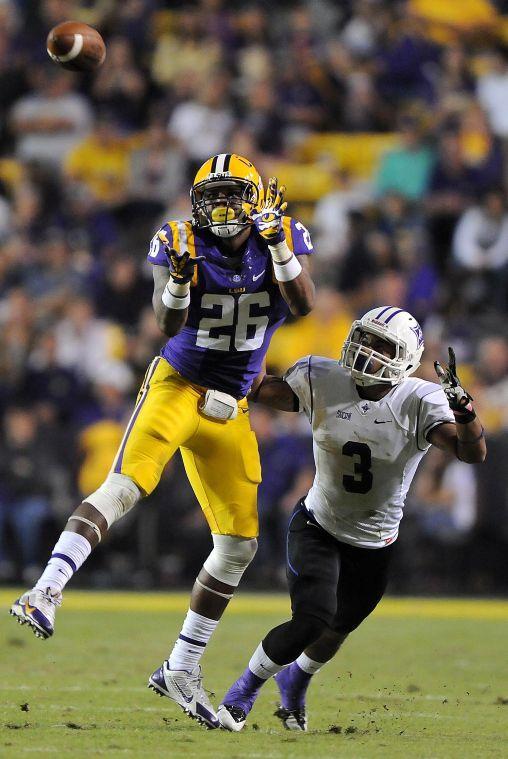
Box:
[278,254,315,317]
[428,346,486,463]
[152,244,204,337]
[251,177,315,317]
[249,374,298,412]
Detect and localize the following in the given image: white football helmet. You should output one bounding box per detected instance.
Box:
[341,306,424,386]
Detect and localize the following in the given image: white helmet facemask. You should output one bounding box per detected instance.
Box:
[340,306,424,387]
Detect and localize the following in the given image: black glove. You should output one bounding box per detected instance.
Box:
[434,347,475,423]
[165,246,204,284]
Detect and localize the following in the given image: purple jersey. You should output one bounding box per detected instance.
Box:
[147,217,313,398]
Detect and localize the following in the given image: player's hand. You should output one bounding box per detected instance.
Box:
[434,347,474,415]
[251,177,287,244]
[164,246,205,284]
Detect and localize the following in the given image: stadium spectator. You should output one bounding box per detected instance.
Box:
[167,78,234,172]
[0,406,54,583]
[91,36,149,130]
[249,406,313,586]
[452,188,508,309]
[64,114,132,206]
[476,46,508,138]
[53,297,129,384]
[10,67,93,168]
[375,115,435,200]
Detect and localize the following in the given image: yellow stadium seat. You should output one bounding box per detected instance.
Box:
[409,0,498,31]
[0,158,24,189]
[296,133,399,179]
[269,161,334,202]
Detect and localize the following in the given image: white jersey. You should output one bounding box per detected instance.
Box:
[284,356,455,549]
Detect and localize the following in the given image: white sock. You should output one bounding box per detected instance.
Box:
[35,531,92,594]
[168,609,219,673]
[248,643,285,680]
[296,652,325,675]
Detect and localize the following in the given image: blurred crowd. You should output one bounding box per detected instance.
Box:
[0,0,508,594]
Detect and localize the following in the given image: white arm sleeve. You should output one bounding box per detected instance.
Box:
[416,385,455,451]
[283,355,313,419]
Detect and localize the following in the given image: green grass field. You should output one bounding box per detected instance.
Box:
[1,591,507,758]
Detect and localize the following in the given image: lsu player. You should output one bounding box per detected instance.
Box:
[217,307,486,732]
[11,153,315,729]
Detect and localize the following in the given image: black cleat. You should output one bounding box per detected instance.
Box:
[274,705,308,731]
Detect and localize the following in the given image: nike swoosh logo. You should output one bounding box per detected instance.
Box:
[306,521,319,528]
[374,419,391,424]
[253,270,265,281]
[173,681,193,703]
[173,683,192,704]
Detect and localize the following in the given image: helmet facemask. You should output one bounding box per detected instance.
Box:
[341,327,416,386]
[191,179,259,238]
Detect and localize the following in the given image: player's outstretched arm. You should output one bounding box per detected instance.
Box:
[428,347,486,464]
[152,247,204,337]
[251,178,315,316]
[152,265,187,337]
[249,374,299,412]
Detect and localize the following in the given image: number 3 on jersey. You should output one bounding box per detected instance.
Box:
[196,292,270,351]
[342,441,373,494]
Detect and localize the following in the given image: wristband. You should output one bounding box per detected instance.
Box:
[273,255,303,282]
[162,278,190,310]
[268,239,292,263]
[453,407,476,424]
[269,240,303,282]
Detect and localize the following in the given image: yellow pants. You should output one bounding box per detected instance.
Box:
[112,357,261,538]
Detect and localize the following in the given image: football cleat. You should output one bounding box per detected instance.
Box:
[217,668,263,731]
[274,705,308,731]
[217,703,247,732]
[148,661,219,730]
[10,587,62,639]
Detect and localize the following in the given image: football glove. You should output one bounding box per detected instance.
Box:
[164,246,205,285]
[251,177,287,244]
[434,347,475,422]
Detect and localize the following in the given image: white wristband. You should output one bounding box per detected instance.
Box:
[273,255,302,282]
[268,239,293,263]
[162,278,190,310]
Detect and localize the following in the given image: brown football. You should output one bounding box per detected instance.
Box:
[47,21,106,72]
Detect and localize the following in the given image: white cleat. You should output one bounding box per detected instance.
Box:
[148,661,219,729]
[217,703,247,732]
[10,587,62,639]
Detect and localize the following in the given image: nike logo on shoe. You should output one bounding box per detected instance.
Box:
[374,419,391,424]
[172,680,193,703]
[253,270,265,282]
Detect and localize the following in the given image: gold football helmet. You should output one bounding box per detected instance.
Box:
[191,153,264,238]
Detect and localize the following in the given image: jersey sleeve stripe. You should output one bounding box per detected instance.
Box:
[168,221,181,253]
[184,221,199,286]
[416,389,445,451]
[283,216,294,252]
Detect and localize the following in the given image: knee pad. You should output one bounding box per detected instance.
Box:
[203,534,258,587]
[85,473,141,528]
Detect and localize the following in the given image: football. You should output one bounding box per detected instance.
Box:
[46,21,106,72]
